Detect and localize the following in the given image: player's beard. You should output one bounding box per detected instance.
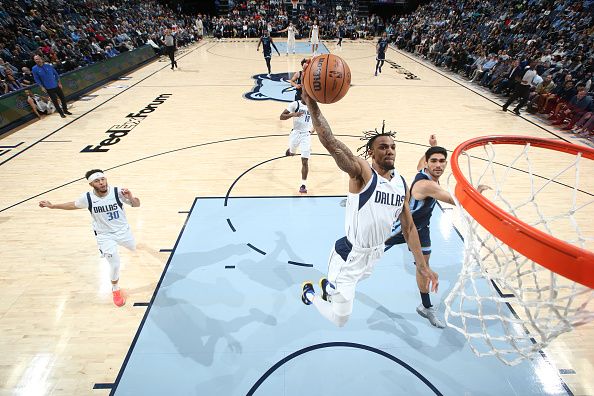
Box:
[94,185,109,194]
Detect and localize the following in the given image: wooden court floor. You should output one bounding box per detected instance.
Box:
[0,39,592,395]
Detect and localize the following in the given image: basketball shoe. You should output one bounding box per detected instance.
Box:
[319,277,334,301]
[301,282,314,305]
[112,290,126,307]
[416,304,445,328]
[299,185,307,193]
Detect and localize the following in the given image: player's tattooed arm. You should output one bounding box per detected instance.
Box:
[305,98,362,179]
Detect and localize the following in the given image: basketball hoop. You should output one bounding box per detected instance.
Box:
[445,135,594,365]
[291,0,298,9]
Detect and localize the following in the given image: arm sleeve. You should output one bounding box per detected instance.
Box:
[286,101,297,113]
[74,193,88,209]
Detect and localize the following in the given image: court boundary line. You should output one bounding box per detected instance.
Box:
[246,342,443,396]
[105,196,574,395]
[108,196,199,396]
[0,40,210,167]
[387,44,571,143]
[4,134,590,215]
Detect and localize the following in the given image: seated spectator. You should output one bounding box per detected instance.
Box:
[555,88,594,129]
[105,46,120,58]
[20,67,35,86]
[528,75,556,113]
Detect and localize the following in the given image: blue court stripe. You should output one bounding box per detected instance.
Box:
[226,218,236,232]
[247,243,266,255]
[225,265,235,269]
[287,260,313,267]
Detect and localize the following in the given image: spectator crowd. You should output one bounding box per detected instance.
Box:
[2,0,593,138]
[387,0,594,138]
[0,0,202,99]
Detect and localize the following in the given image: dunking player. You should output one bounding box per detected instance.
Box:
[257,30,280,76]
[280,93,313,194]
[39,170,140,307]
[310,20,319,55]
[289,58,308,101]
[299,89,439,327]
[385,135,490,328]
[279,22,298,55]
[375,32,389,76]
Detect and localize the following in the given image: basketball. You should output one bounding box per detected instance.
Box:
[303,54,351,104]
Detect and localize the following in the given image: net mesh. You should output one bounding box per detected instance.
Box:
[445,141,594,366]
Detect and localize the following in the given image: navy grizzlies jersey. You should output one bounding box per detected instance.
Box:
[261,36,272,55]
[344,167,407,248]
[392,169,436,235]
[377,38,388,55]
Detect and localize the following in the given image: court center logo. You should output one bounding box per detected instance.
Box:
[244,72,297,102]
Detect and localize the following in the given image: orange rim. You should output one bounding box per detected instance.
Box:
[451,135,594,289]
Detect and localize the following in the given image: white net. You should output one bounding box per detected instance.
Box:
[445,140,594,366]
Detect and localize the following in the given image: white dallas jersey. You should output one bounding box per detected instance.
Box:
[311,25,319,39]
[288,26,296,40]
[345,167,407,248]
[75,186,131,234]
[287,100,312,132]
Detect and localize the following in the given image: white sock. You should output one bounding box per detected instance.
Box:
[112,283,120,291]
[301,179,307,186]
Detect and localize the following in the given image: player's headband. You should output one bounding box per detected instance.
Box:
[87,172,105,182]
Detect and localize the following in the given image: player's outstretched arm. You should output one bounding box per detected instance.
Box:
[257,38,262,51]
[400,194,439,293]
[39,200,78,210]
[301,92,363,179]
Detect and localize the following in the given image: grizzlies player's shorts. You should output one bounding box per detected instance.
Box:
[264,51,272,59]
[376,52,386,61]
[327,237,384,316]
[96,228,136,256]
[289,129,311,158]
[384,225,431,255]
[311,36,319,45]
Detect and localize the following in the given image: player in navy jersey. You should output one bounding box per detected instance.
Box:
[375,32,389,76]
[289,58,308,101]
[257,30,280,76]
[299,86,439,327]
[39,169,140,307]
[385,135,490,328]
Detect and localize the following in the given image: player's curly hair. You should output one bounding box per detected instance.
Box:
[357,120,397,159]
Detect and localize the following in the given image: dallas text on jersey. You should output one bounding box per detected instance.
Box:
[375,190,405,207]
[81,94,172,153]
[93,203,119,213]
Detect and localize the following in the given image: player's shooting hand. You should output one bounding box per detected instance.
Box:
[39,200,53,208]
[429,134,437,146]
